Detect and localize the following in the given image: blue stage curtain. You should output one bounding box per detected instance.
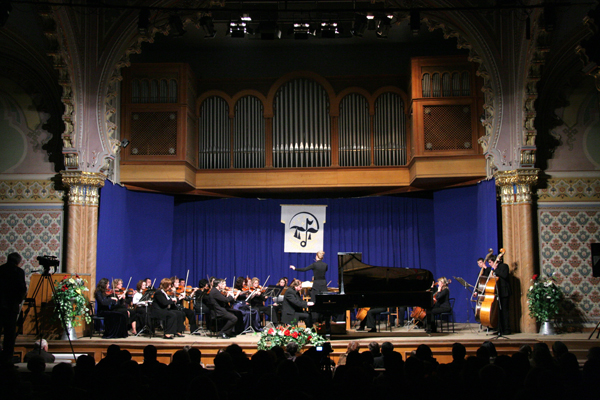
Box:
[171,196,436,290]
[97,182,174,288]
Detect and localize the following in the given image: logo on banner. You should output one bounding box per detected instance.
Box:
[281,205,326,253]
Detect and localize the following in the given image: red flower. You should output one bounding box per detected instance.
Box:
[61,285,67,292]
[532,274,539,281]
[307,335,312,340]
[292,331,299,339]
[268,328,274,335]
[62,276,68,281]
[284,329,291,336]
[75,274,80,279]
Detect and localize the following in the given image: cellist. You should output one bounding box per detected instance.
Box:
[426,277,452,333]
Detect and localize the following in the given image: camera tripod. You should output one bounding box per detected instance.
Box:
[24,268,77,360]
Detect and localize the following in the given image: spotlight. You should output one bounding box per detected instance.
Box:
[169,14,186,37]
[410,10,420,36]
[200,15,216,38]
[228,21,246,38]
[351,14,368,37]
[120,139,130,148]
[0,0,12,28]
[376,16,392,39]
[293,23,310,40]
[137,7,150,35]
[241,13,252,22]
[321,22,338,39]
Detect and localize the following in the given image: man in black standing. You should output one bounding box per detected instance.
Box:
[489,253,511,335]
[0,252,27,364]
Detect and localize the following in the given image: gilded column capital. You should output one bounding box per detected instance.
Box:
[494,169,539,205]
[61,171,106,206]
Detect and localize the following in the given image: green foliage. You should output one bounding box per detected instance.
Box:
[52,275,91,327]
[257,323,326,351]
[527,274,564,322]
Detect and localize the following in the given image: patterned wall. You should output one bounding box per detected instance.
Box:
[0,180,64,282]
[538,178,600,326]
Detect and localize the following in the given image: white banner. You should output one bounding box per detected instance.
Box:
[281,205,327,253]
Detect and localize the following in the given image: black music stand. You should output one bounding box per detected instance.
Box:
[192,291,209,336]
[264,285,282,328]
[135,291,154,338]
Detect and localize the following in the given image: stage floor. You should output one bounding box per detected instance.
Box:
[14,323,600,367]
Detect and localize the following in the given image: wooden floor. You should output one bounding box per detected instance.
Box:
[14,323,600,367]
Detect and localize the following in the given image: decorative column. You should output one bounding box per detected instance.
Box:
[495,169,539,333]
[61,171,106,288]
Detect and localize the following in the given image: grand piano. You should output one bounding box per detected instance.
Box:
[313,252,435,315]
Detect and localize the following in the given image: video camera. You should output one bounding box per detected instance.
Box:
[37,255,59,275]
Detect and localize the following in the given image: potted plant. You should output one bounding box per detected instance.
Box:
[527,273,564,335]
[52,274,91,339]
[257,324,326,351]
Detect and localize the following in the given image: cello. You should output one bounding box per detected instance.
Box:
[475,249,505,329]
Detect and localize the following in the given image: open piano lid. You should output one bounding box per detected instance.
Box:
[338,252,434,294]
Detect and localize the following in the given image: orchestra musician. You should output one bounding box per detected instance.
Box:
[151,278,185,339]
[426,277,451,333]
[131,279,151,335]
[248,277,279,325]
[488,254,511,335]
[193,279,210,314]
[232,277,262,332]
[94,278,128,338]
[171,277,198,333]
[207,279,238,339]
[281,279,315,326]
[290,250,328,301]
[356,308,387,333]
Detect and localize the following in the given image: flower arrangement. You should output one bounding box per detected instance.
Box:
[52,274,91,327]
[527,273,564,322]
[257,324,326,351]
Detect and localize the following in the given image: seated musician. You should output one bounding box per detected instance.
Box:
[426,277,451,333]
[248,277,279,326]
[131,279,152,335]
[193,279,210,314]
[281,279,314,326]
[112,278,134,321]
[356,308,387,333]
[207,279,238,339]
[94,278,128,338]
[171,277,198,333]
[232,277,262,332]
[152,278,185,339]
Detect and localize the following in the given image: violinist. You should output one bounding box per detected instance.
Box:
[193,279,211,314]
[488,254,511,335]
[207,279,238,339]
[152,278,185,339]
[131,279,151,335]
[94,278,128,338]
[171,277,198,333]
[426,277,451,333]
[232,277,262,332]
[248,277,279,326]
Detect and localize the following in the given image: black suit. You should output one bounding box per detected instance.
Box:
[494,262,512,335]
[281,288,312,326]
[0,260,26,363]
[152,289,184,335]
[207,289,238,335]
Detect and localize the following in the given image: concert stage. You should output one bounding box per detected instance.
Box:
[14,323,599,368]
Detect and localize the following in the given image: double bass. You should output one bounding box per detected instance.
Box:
[475,248,505,329]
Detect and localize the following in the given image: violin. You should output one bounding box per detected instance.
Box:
[105,288,113,296]
[126,288,135,297]
[114,288,125,296]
